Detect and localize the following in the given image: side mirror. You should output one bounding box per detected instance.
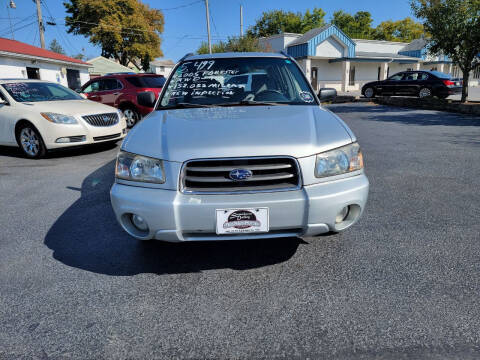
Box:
[137,91,156,108]
[318,88,337,102]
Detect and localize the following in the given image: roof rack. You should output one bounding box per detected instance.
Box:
[179,52,194,62]
[280,50,294,59]
[105,72,136,75]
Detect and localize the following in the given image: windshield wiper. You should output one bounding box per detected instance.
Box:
[162,102,216,109]
[218,100,288,107]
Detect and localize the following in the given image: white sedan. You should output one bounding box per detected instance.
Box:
[0,79,127,158]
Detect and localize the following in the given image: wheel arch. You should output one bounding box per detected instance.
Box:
[14,119,40,143]
[118,101,137,111]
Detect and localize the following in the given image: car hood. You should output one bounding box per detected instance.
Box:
[122,105,354,162]
[19,100,117,115]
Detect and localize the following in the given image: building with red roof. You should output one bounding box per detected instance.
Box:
[0,37,92,90]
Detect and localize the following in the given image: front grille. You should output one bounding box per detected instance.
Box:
[82,113,119,127]
[182,157,301,193]
[93,133,121,141]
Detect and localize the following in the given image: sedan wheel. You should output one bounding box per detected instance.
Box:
[419,87,432,98]
[18,126,46,158]
[364,87,375,98]
[123,108,139,128]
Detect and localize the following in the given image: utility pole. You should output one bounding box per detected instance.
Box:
[240,5,243,37]
[205,0,212,54]
[35,0,45,49]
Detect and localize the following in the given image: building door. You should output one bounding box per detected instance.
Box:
[66,69,81,90]
[349,65,355,86]
[311,67,318,91]
[26,67,40,79]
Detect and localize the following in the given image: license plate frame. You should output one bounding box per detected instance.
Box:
[215,208,269,235]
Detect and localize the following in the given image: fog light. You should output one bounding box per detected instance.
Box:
[131,214,148,231]
[122,128,127,134]
[336,206,350,224]
[55,137,70,143]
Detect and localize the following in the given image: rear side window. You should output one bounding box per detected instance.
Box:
[126,76,166,88]
[101,79,121,91]
[418,73,429,80]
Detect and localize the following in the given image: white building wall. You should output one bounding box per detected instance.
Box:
[150,65,174,78]
[313,60,343,90]
[388,63,416,76]
[354,39,409,54]
[353,62,380,86]
[315,37,346,57]
[0,56,90,87]
[259,33,301,52]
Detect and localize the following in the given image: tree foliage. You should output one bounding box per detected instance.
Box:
[197,36,268,54]
[247,8,326,37]
[374,17,424,42]
[411,0,480,102]
[64,0,164,70]
[49,39,65,55]
[331,11,374,39]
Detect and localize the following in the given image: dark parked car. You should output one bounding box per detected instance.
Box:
[81,73,166,127]
[362,70,462,99]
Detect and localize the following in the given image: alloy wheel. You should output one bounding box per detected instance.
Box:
[365,88,374,98]
[20,127,40,157]
[419,88,432,98]
[123,109,138,128]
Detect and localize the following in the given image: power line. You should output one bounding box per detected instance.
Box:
[158,0,204,11]
[0,21,36,37]
[42,0,80,54]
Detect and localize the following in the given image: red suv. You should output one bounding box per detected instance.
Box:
[81,73,166,127]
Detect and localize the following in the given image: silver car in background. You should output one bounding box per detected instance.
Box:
[111,52,369,242]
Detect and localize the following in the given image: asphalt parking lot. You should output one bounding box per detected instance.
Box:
[1,103,480,359]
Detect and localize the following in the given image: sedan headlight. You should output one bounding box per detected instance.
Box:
[115,151,165,183]
[41,112,78,124]
[315,142,364,178]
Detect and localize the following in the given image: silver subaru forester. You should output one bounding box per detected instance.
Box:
[110,52,369,242]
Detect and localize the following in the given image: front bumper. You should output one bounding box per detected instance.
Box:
[110,174,369,241]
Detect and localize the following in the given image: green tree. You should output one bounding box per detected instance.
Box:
[71,53,85,60]
[331,10,374,39]
[374,17,424,42]
[49,39,65,54]
[197,36,267,54]
[247,8,325,37]
[411,0,480,102]
[64,0,164,71]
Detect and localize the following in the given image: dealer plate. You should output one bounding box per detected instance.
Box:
[215,208,269,235]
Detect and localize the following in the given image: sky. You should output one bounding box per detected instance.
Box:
[0,0,417,62]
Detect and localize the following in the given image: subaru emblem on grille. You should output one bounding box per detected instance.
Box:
[229,169,252,181]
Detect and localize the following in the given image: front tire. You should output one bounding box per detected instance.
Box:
[123,107,140,128]
[418,87,432,98]
[364,87,375,98]
[16,124,46,159]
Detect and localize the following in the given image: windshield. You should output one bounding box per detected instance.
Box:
[158,57,316,109]
[1,82,83,102]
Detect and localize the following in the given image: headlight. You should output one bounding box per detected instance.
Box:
[115,151,165,183]
[315,142,364,178]
[41,112,78,124]
[117,109,125,121]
